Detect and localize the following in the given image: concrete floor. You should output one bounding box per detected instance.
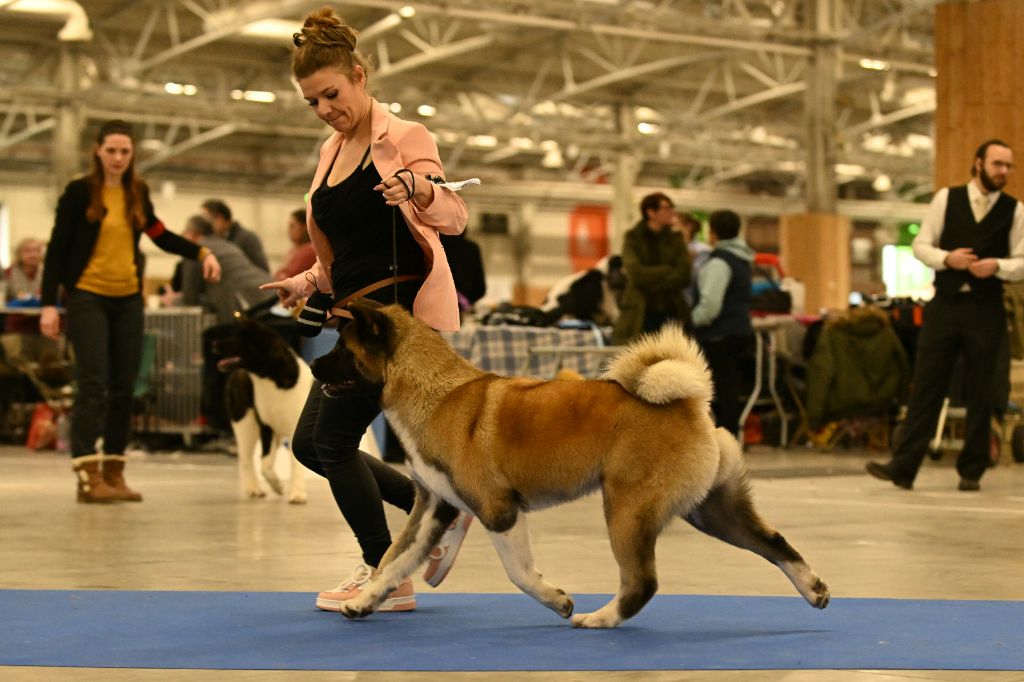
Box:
[2,444,1023,681]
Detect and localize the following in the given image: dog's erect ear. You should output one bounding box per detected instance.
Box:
[347,300,394,349]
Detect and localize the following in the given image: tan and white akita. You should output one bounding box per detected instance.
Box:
[310,302,830,628]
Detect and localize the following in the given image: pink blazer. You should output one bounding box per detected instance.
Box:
[305,99,468,332]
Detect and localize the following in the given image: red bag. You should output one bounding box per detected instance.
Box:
[26,403,56,451]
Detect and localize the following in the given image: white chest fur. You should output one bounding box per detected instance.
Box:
[387,412,470,512]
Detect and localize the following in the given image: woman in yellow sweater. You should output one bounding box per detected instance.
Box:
[40,119,221,503]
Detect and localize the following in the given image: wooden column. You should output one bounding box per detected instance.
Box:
[779,213,851,313]
[934,0,1024,194]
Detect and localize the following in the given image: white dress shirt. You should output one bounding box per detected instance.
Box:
[912,179,1024,281]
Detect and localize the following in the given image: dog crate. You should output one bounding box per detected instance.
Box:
[135,307,217,443]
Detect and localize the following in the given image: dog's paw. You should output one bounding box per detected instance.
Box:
[809,578,830,609]
[263,473,284,496]
[340,600,376,619]
[570,610,621,629]
[549,589,574,618]
[288,492,308,505]
[244,487,266,499]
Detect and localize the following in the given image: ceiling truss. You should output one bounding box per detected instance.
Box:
[0,0,940,207]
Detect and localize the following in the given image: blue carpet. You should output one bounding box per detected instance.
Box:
[1,591,1021,671]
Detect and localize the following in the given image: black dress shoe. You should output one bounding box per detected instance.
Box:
[958,478,981,492]
[865,461,913,490]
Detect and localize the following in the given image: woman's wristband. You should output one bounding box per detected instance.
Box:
[197,246,212,262]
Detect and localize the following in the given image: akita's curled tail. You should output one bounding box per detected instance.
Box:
[601,324,713,405]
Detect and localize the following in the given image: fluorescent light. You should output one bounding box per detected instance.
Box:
[634,106,662,121]
[164,82,197,96]
[858,58,890,71]
[906,133,933,151]
[242,90,275,103]
[467,135,498,148]
[388,102,402,113]
[835,163,866,177]
[398,5,416,18]
[241,18,301,40]
[230,89,275,103]
[872,174,893,193]
[417,104,436,117]
[637,121,660,135]
[140,139,164,152]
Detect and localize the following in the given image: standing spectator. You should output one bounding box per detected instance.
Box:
[675,211,712,306]
[200,198,270,271]
[40,119,221,503]
[867,139,1024,492]
[612,192,691,344]
[274,208,319,280]
[259,6,473,613]
[179,215,276,324]
[691,210,755,436]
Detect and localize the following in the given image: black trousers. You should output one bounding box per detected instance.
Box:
[291,380,416,568]
[701,334,752,437]
[891,293,1005,483]
[65,289,144,458]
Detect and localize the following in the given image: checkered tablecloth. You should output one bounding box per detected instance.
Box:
[440,325,614,378]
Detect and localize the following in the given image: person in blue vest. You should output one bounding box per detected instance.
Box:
[691,209,755,436]
[867,139,1024,491]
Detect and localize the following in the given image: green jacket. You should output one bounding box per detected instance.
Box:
[612,221,691,345]
[806,306,909,425]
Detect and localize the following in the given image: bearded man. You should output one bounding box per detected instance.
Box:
[867,140,1024,492]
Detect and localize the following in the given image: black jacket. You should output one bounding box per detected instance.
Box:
[41,177,202,305]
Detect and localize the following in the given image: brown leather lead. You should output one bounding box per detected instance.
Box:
[329,275,422,319]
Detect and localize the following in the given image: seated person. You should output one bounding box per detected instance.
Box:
[3,238,44,333]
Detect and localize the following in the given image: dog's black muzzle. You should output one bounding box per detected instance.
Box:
[310,346,373,398]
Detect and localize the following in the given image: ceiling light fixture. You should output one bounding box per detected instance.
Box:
[858,58,890,71]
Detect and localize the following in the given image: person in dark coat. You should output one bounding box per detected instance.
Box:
[611,192,691,344]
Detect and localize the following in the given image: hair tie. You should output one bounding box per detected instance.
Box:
[393,169,415,203]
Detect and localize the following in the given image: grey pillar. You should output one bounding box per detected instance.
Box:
[611,104,641,252]
[804,0,838,214]
[53,45,84,192]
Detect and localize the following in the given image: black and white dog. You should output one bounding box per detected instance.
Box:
[213,318,312,504]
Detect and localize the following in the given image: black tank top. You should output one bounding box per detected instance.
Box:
[310,145,425,308]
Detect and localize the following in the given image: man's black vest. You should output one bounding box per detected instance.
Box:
[934,185,1017,298]
[696,249,753,343]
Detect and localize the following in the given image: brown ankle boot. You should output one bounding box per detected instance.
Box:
[102,454,143,502]
[72,454,120,504]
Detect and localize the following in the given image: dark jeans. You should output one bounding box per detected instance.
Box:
[65,289,144,458]
[891,294,1005,483]
[701,334,752,436]
[291,380,416,567]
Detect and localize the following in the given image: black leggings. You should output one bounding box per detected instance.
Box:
[291,380,416,567]
[65,289,144,458]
